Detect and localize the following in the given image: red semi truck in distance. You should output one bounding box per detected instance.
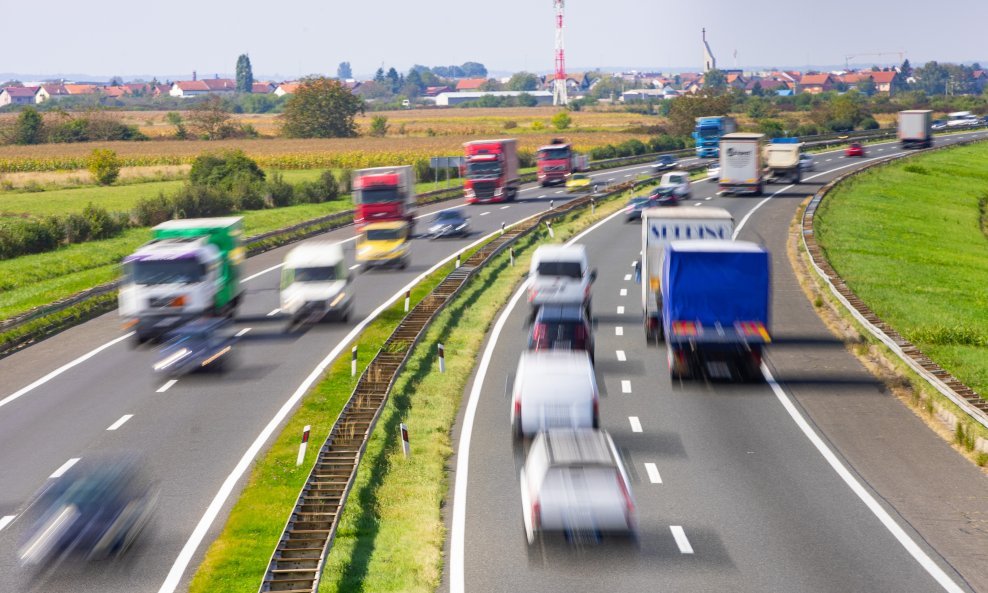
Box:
[462,139,520,204]
[352,165,416,232]
[536,139,589,187]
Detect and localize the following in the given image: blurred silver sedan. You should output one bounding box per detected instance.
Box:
[520,429,636,544]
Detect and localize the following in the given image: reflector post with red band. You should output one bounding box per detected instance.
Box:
[404,290,411,312]
[296,424,311,466]
[400,423,411,458]
[438,343,446,373]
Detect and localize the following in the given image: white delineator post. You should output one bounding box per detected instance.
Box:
[438,343,446,373]
[500,222,505,235]
[546,221,555,238]
[296,425,310,466]
[510,247,514,267]
[351,345,358,377]
[404,290,411,313]
[400,423,411,458]
[456,252,462,268]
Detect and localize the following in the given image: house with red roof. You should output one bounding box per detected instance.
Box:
[0,86,40,106]
[169,78,236,98]
[63,84,100,95]
[868,71,898,95]
[36,84,70,103]
[274,82,300,97]
[455,78,487,92]
[799,73,837,94]
[252,82,276,94]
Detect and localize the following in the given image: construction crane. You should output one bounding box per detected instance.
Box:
[844,51,905,70]
[552,0,568,106]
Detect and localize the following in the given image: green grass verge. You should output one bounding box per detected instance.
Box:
[188,182,647,593]
[814,141,988,413]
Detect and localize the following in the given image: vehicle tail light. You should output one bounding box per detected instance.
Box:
[514,398,521,418]
[616,474,634,523]
[532,499,541,528]
[671,321,698,336]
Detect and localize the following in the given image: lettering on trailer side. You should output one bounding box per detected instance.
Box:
[650,224,729,240]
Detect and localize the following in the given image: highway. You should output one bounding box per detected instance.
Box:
[448,132,988,593]
[0,158,670,592]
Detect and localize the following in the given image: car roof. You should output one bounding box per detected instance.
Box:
[285,242,344,267]
[436,208,463,216]
[541,429,617,467]
[535,304,587,322]
[532,244,587,261]
[516,351,595,393]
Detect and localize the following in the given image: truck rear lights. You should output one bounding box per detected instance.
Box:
[672,321,699,336]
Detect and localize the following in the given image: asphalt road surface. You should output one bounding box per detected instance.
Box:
[448,133,988,593]
[0,157,672,593]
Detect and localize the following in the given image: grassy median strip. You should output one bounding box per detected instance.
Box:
[316,190,638,593]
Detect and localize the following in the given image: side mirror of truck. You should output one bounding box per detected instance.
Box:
[589,269,598,283]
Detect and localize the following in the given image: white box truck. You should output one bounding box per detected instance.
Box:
[719,133,766,196]
[763,139,803,184]
[637,207,734,342]
[898,110,933,149]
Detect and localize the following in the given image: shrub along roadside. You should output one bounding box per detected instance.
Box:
[187,181,648,593]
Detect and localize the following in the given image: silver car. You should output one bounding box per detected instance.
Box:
[520,429,636,544]
[799,153,815,171]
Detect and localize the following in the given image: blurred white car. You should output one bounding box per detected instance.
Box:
[511,351,599,439]
[658,171,692,199]
[520,429,637,544]
[706,163,720,182]
[799,153,815,172]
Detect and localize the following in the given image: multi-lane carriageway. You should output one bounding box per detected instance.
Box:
[0,156,690,592]
[0,134,985,593]
[448,133,988,593]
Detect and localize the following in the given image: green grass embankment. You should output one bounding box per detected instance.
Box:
[815,141,988,407]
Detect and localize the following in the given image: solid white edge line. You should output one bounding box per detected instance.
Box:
[629,416,643,432]
[106,414,134,431]
[159,203,559,593]
[49,458,79,479]
[450,205,628,593]
[0,515,14,532]
[616,350,627,362]
[670,525,694,554]
[240,263,284,284]
[621,380,632,393]
[0,332,134,411]
[156,379,178,393]
[644,463,662,484]
[761,364,964,593]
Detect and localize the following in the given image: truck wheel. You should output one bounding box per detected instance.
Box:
[755,184,764,196]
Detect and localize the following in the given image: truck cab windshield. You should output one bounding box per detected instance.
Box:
[467,162,501,177]
[129,260,205,285]
[356,187,400,204]
[698,128,720,138]
[365,228,402,241]
[536,261,583,279]
[539,148,570,160]
[294,266,339,282]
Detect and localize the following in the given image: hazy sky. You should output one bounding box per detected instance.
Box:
[5,0,987,79]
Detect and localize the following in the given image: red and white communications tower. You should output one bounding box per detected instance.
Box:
[552,0,568,106]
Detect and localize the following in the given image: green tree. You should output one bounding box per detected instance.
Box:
[281,76,365,138]
[478,78,502,92]
[369,115,389,137]
[14,107,43,145]
[337,61,353,79]
[746,97,771,119]
[236,54,254,93]
[704,69,728,93]
[667,93,733,136]
[507,71,540,91]
[386,67,401,93]
[187,95,234,139]
[189,149,265,190]
[404,68,425,96]
[374,68,386,83]
[551,111,572,130]
[750,81,764,97]
[461,62,488,77]
[87,149,121,185]
[857,78,876,96]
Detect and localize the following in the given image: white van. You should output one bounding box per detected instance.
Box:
[279,242,353,323]
[527,245,596,314]
[510,351,599,439]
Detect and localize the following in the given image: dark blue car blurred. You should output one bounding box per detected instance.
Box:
[19,456,158,565]
[153,317,237,376]
[426,208,470,239]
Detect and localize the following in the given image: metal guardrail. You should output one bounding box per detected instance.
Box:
[257,176,659,593]
[801,135,988,430]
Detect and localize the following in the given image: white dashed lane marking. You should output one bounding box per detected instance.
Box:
[624,274,632,281]
[629,416,643,432]
[157,379,178,393]
[645,463,662,484]
[0,515,14,532]
[615,327,624,336]
[266,308,281,317]
[619,288,627,296]
[616,350,627,361]
[50,458,80,479]
[479,211,490,216]
[617,306,625,315]
[671,526,694,554]
[621,380,632,394]
[349,264,361,271]
[236,327,252,337]
[106,414,133,431]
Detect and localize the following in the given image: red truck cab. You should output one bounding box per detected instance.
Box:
[463,139,520,204]
[537,140,587,187]
[352,165,416,232]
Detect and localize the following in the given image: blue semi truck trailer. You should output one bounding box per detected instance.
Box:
[662,239,771,381]
[693,116,737,158]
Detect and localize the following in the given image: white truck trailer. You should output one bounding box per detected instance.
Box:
[719,133,766,196]
[898,110,933,149]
